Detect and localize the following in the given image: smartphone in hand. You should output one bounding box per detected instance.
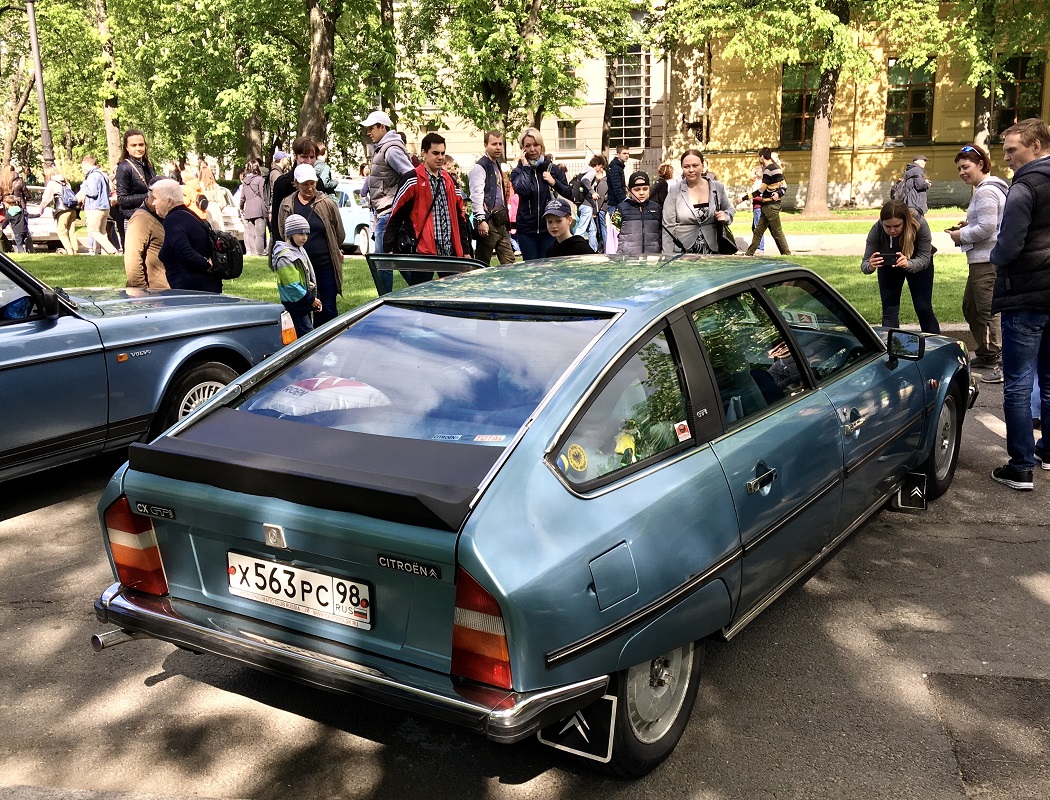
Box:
[879,250,900,267]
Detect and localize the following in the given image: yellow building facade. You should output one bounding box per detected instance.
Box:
[407,35,1048,209]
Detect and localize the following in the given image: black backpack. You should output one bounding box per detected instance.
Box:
[569,173,590,206]
[199,219,244,280]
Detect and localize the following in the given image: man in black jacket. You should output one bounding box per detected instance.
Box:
[606,146,629,207]
[988,119,1050,491]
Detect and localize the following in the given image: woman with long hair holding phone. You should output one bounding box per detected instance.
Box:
[861,200,939,333]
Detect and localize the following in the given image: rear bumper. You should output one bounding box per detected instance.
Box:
[94,583,607,744]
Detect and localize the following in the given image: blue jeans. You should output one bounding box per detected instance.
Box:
[518,229,554,261]
[372,211,394,294]
[573,204,598,251]
[752,208,765,252]
[1000,310,1050,470]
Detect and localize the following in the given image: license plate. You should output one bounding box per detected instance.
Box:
[227,552,372,630]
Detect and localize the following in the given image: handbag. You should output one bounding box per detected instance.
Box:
[716,221,739,255]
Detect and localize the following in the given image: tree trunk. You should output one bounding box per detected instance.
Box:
[802,0,848,217]
[95,0,121,170]
[379,0,396,123]
[298,0,341,142]
[3,59,33,165]
[802,65,840,217]
[602,58,615,153]
[244,111,263,163]
[973,87,992,150]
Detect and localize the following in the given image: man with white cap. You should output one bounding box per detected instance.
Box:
[362,109,414,293]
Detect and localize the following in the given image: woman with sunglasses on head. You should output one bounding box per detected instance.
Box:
[861,199,939,333]
[947,144,1009,380]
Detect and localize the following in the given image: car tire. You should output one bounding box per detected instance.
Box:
[604,640,704,778]
[921,383,964,500]
[355,227,371,256]
[153,361,239,435]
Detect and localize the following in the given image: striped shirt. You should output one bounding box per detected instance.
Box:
[759,162,786,203]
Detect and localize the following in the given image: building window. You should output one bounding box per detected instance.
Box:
[557,120,578,151]
[994,55,1044,139]
[780,63,821,146]
[885,58,935,141]
[609,46,651,150]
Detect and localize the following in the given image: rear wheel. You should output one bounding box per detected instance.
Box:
[153,361,239,435]
[921,385,963,499]
[605,641,703,778]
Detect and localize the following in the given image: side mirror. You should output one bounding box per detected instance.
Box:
[38,287,61,320]
[886,329,924,360]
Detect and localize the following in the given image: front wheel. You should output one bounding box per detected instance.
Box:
[355,227,371,255]
[153,361,239,435]
[605,641,704,778]
[921,386,963,499]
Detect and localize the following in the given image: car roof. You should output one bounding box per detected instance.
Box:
[385,255,798,322]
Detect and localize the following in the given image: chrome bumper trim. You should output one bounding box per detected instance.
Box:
[94,583,606,744]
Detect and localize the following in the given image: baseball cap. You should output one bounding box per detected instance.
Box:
[273,150,289,161]
[293,164,318,184]
[913,154,928,162]
[543,199,572,218]
[361,111,393,129]
[629,171,650,188]
[283,214,311,237]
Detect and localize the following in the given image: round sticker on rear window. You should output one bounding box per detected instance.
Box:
[566,443,588,472]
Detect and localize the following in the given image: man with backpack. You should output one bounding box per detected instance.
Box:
[895,155,931,217]
[77,156,118,254]
[570,155,605,252]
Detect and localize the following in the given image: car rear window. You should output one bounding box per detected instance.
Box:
[234,303,610,444]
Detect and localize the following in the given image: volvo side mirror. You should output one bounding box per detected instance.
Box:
[886,329,924,361]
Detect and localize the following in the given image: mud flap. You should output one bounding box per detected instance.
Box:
[537,694,617,763]
[892,472,927,510]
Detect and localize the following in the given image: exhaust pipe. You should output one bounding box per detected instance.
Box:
[91,629,147,652]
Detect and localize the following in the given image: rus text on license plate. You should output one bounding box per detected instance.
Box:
[227,552,372,630]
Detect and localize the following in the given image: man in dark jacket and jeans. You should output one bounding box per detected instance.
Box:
[988,118,1050,491]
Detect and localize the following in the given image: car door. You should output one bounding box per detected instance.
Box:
[762,275,926,532]
[0,262,107,477]
[690,288,844,625]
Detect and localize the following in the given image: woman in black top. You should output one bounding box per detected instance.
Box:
[115,128,156,243]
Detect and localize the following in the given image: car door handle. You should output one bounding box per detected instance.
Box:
[843,415,866,435]
[746,467,778,495]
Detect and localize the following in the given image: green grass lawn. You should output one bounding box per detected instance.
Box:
[778,207,966,235]
[14,250,969,326]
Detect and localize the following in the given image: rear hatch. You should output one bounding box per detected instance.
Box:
[119,474,460,670]
[121,300,613,673]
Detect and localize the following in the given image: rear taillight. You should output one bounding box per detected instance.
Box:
[451,568,512,690]
[280,311,298,345]
[103,496,168,596]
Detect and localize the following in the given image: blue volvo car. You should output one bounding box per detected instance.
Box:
[92,255,976,776]
[0,254,294,482]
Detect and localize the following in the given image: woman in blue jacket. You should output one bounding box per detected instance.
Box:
[510,128,570,260]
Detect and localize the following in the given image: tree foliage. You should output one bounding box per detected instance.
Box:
[399,0,640,135]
